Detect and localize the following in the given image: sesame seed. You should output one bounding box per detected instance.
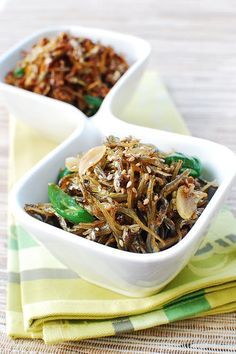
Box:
[143,198,149,205]
[107,174,113,180]
[136,162,141,167]
[154,195,159,201]
[119,239,124,247]
[146,166,152,174]
[126,181,132,188]
[90,230,96,240]
[132,187,137,194]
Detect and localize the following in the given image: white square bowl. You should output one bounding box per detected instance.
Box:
[0,25,151,142]
[10,117,236,297]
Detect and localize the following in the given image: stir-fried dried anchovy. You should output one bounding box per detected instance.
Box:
[5,33,129,117]
[24,136,217,253]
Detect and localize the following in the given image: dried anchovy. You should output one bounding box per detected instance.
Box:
[25,136,217,253]
[5,33,129,117]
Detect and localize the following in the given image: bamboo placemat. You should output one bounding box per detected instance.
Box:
[0,0,236,352]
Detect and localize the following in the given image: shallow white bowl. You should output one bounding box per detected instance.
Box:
[0,25,151,142]
[11,117,236,297]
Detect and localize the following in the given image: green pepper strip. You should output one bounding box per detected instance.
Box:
[57,167,72,182]
[13,67,25,78]
[48,183,95,224]
[84,95,103,115]
[164,152,202,177]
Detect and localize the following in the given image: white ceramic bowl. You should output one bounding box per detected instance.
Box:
[2,26,236,297]
[11,117,236,297]
[0,25,151,142]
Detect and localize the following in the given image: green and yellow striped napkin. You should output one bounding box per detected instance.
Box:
[7,72,236,344]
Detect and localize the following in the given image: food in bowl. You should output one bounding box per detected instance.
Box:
[25,136,217,253]
[4,32,129,116]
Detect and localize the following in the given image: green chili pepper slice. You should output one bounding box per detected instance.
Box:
[84,95,103,115]
[13,67,25,78]
[165,152,202,177]
[48,183,95,224]
[57,167,72,182]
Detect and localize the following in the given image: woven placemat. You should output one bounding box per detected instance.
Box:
[0,0,236,349]
[0,314,236,353]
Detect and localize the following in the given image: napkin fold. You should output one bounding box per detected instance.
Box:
[7,72,236,344]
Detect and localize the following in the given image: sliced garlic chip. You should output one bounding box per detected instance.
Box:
[79,145,106,176]
[176,184,207,220]
[65,156,79,172]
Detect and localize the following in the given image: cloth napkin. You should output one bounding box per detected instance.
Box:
[7,72,236,344]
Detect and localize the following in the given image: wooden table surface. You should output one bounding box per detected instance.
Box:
[0,0,235,353]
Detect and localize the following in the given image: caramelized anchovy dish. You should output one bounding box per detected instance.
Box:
[5,32,129,116]
[25,136,217,253]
